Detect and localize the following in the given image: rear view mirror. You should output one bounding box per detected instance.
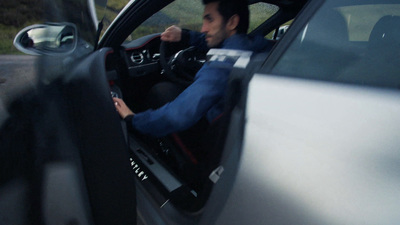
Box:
[13,23,77,55]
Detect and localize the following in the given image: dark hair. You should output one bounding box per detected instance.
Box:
[202,0,249,34]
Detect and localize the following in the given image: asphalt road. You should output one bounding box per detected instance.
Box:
[0,54,38,105]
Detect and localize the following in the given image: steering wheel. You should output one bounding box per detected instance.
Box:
[159,41,206,86]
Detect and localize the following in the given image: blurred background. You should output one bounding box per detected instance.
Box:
[0,0,44,54]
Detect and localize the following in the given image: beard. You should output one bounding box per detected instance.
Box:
[206,26,229,48]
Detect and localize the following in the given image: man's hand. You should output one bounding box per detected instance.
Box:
[161,25,182,42]
[113,97,134,119]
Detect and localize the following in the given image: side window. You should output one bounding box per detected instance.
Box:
[271,1,400,89]
[97,0,130,40]
[249,3,280,37]
[126,1,279,42]
[127,0,204,41]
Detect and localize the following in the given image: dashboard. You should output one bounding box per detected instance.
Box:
[105,33,165,112]
[123,34,162,77]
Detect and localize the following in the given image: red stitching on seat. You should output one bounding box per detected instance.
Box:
[211,113,224,124]
[171,133,198,165]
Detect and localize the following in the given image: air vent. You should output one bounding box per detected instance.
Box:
[131,52,144,64]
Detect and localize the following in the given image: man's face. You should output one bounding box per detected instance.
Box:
[201,2,232,48]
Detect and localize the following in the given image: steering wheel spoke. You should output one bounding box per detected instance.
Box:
[160,41,206,86]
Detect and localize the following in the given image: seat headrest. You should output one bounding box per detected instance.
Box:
[369,15,400,47]
[302,10,348,47]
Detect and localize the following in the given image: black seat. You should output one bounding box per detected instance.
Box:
[281,9,351,80]
[305,10,349,47]
[368,15,400,59]
[363,15,400,88]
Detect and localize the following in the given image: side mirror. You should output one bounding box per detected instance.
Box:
[13,23,77,55]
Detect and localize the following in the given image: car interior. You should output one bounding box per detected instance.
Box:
[270,1,400,90]
[102,0,308,212]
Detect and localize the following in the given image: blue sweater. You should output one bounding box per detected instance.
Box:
[131,31,273,137]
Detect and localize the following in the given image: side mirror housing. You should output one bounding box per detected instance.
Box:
[13,23,77,55]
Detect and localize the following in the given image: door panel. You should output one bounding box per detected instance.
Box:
[223,74,400,224]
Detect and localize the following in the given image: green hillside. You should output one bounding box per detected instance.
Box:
[0,0,44,54]
[119,0,204,41]
[162,0,204,28]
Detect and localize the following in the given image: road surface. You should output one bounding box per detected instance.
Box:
[0,54,38,105]
[0,54,37,125]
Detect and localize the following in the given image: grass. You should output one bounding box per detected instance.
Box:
[0,24,27,54]
[0,0,43,54]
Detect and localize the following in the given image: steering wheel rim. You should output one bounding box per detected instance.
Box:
[159,41,204,86]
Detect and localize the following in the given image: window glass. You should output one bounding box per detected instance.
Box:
[96,0,130,39]
[339,4,400,41]
[127,0,202,41]
[127,0,279,42]
[249,3,280,33]
[271,1,400,89]
[267,20,293,40]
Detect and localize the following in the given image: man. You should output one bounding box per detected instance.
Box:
[114,0,273,138]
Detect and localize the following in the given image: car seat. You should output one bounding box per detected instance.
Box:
[353,15,400,88]
[277,8,351,80]
[368,15,400,61]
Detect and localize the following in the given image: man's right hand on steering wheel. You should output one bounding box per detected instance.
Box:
[159,25,206,86]
[161,25,182,42]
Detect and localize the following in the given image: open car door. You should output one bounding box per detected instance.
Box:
[0,0,136,224]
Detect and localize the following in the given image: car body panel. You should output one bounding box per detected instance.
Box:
[222,0,400,223]
[222,74,400,225]
[56,48,137,225]
[36,47,137,224]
